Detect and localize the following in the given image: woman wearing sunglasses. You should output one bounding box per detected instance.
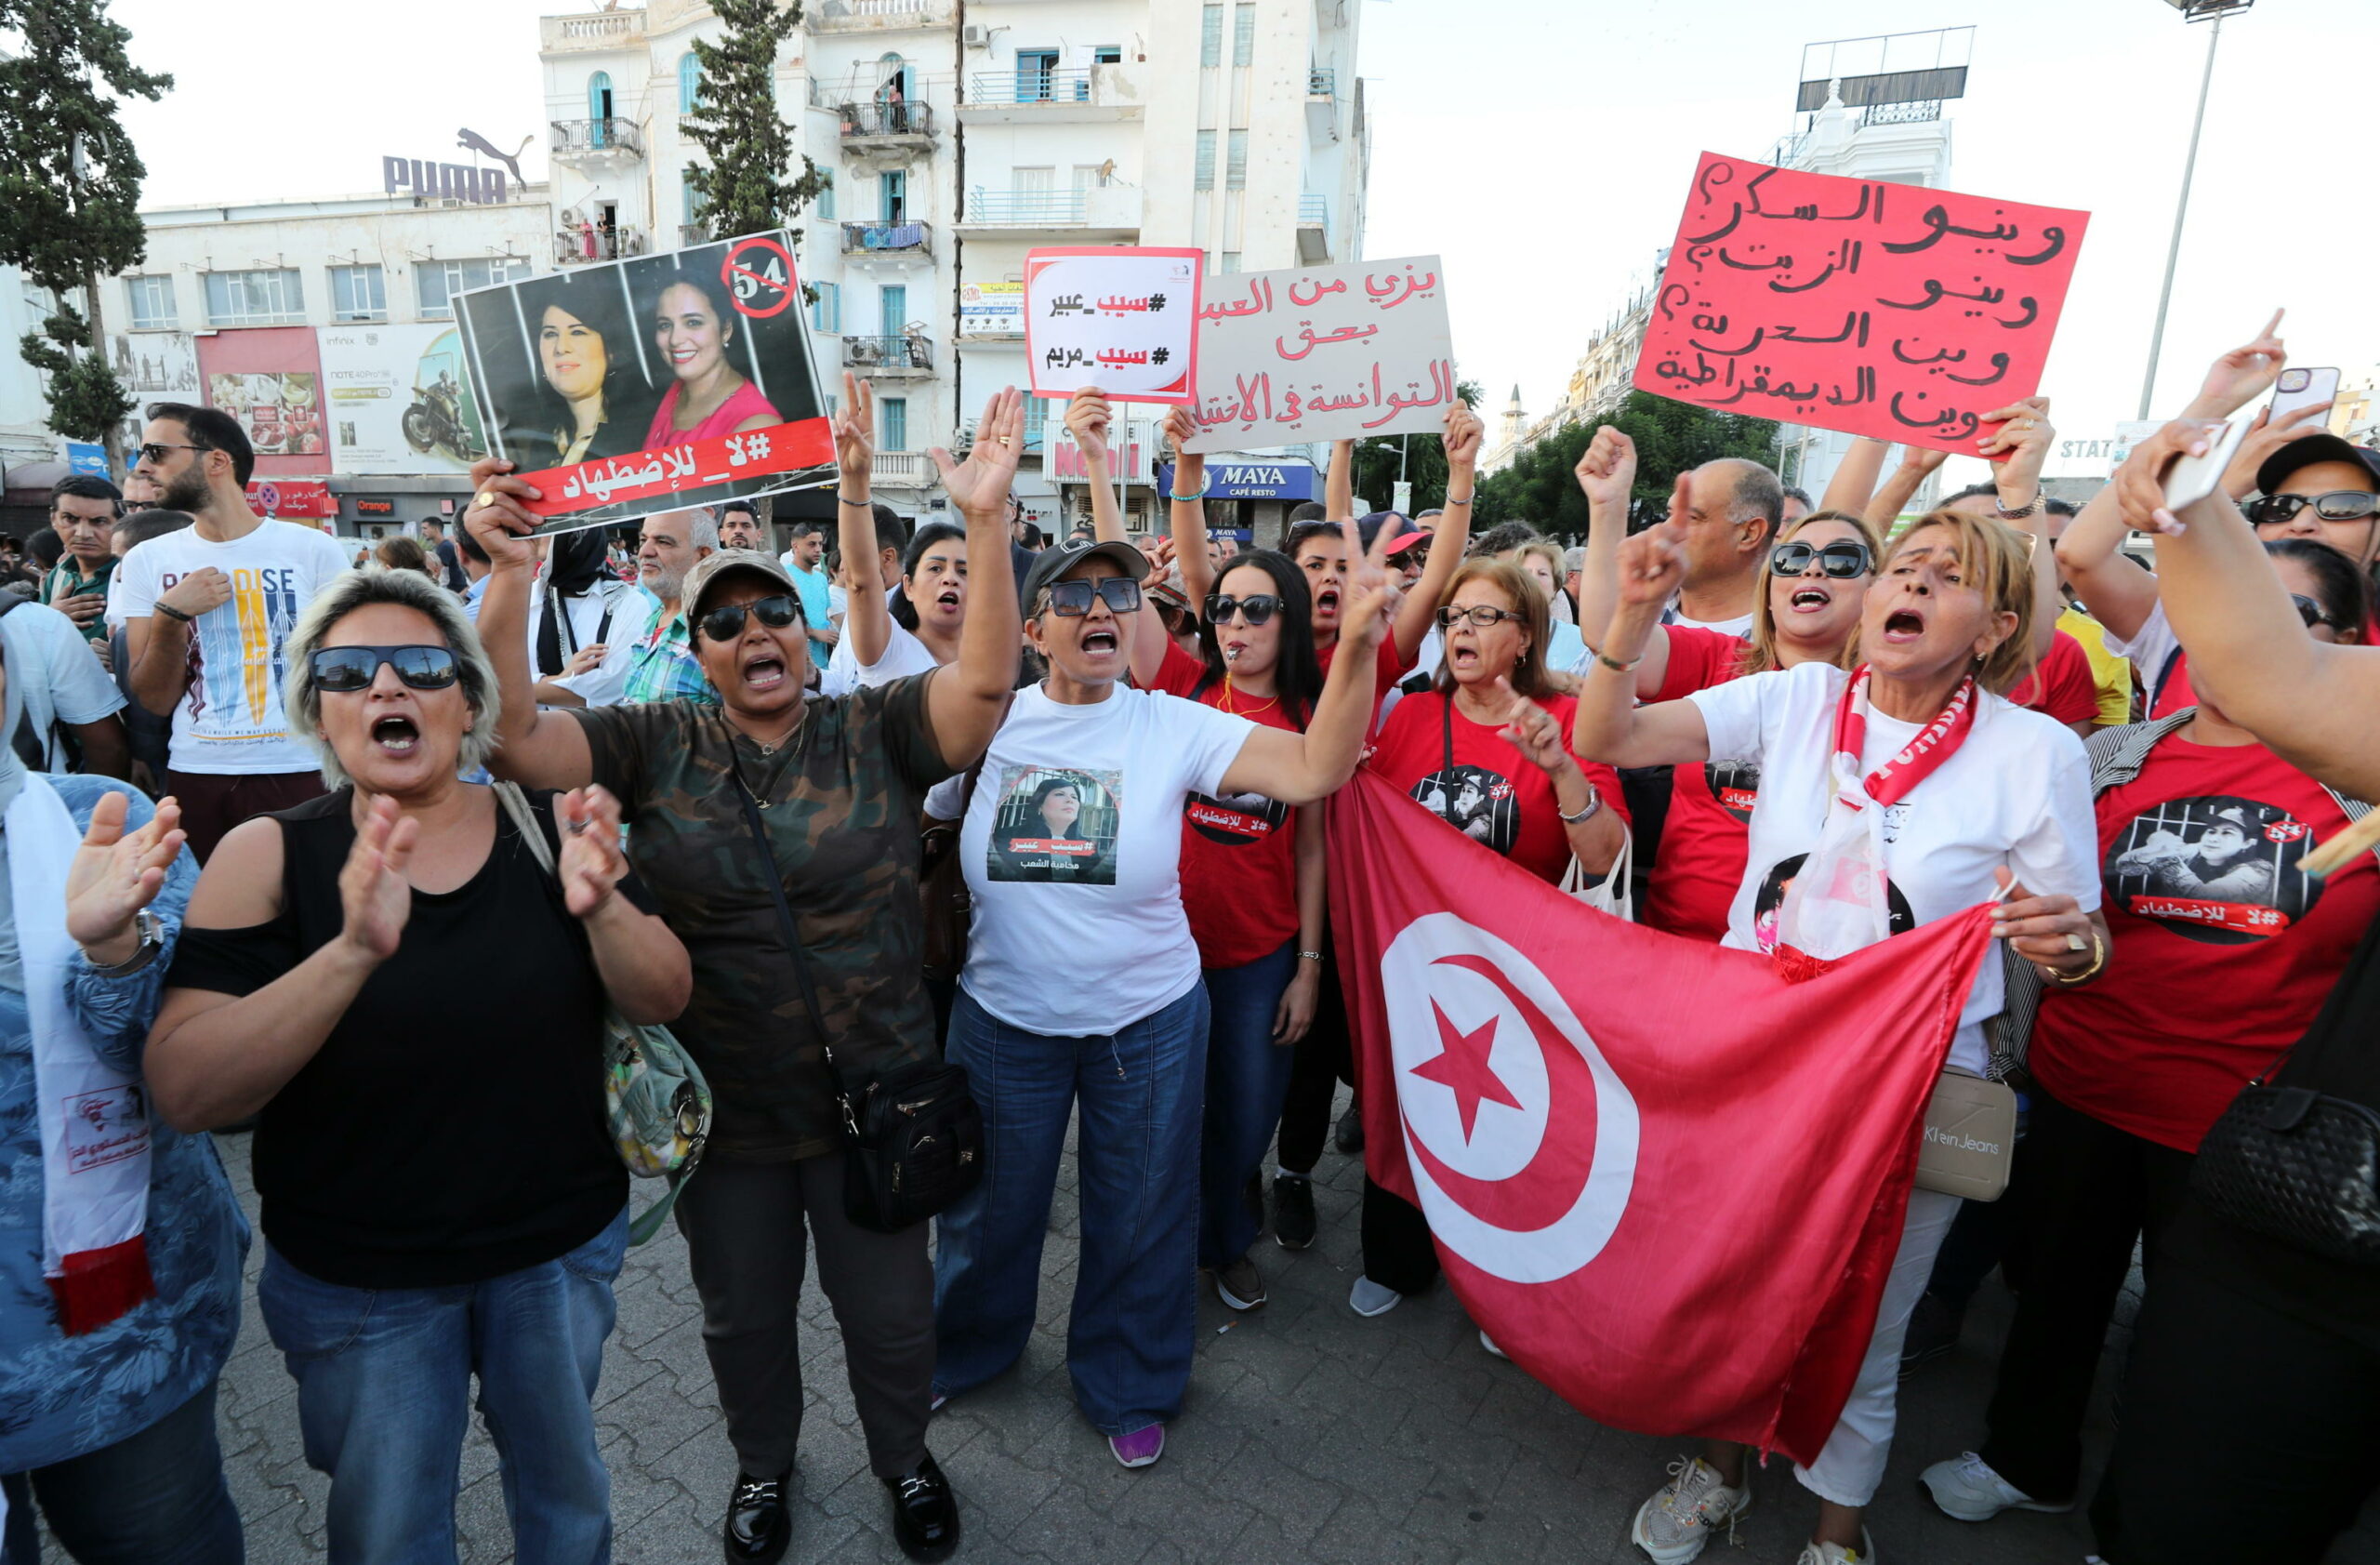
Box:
[1351,556,1631,1320]
[1917,533,2379,1540]
[142,565,693,1565]
[1578,510,2102,1565]
[461,391,1025,1565]
[932,516,1396,1472]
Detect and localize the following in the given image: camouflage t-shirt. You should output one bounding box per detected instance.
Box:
[574,673,956,1161]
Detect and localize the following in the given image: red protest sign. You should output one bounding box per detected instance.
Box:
[1633,152,2088,455]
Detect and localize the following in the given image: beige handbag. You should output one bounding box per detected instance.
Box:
[1916,1067,2017,1201]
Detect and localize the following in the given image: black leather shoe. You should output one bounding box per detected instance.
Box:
[884,1453,960,1561]
[1334,1105,1366,1155]
[724,1469,792,1564]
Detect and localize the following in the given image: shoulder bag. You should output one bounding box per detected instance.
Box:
[494,782,712,1245]
[730,772,984,1233]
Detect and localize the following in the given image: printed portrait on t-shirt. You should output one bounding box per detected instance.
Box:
[1751,852,1914,954]
[1410,764,1518,856]
[1184,787,1287,846]
[986,766,1121,884]
[1701,760,1760,823]
[2104,794,2320,946]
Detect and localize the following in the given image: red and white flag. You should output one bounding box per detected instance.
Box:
[1328,769,1992,1464]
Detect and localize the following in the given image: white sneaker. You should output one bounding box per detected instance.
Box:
[1629,1456,1752,1564]
[1348,1274,1401,1317]
[1479,1329,1508,1359]
[1919,1451,2075,1521]
[1792,1532,1875,1565]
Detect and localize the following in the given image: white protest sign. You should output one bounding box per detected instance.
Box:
[1183,255,1453,453]
[1024,246,1203,405]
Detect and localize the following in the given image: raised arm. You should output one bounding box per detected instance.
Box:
[922,386,1025,768]
[1165,406,1216,607]
[463,458,596,789]
[1862,444,1948,533]
[1325,437,1355,523]
[834,370,893,670]
[1068,386,1167,684]
[1574,521,1714,770]
[1818,436,1892,518]
[1977,397,2061,662]
[1220,517,1396,804]
[2116,420,2380,798]
[1393,402,1479,664]
[1571,429,1675,696]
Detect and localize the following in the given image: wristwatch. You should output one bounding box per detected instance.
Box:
[1994,493,2044,521]
[90,909,165,978]
[1559,786,1605,826]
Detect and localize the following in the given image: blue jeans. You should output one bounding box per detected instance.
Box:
[1198,941,1302,1268]
[933,982,1209,1437]
[256,1209,628,1565]
[1,1382,240,1565]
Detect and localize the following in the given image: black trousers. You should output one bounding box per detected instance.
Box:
[1975,1087,2193,1503]
[2091,1239,2380,1563]
[1275,945,1351,1174]
[1361,1177,1440,1294]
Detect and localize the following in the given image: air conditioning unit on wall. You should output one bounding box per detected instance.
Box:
[961,23,991,48]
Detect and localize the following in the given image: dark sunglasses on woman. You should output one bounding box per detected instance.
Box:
[1046,577,1142,617]
[2293,594,2346,631]
[697,593,801,642]
[308,644,461,692]
[1770,538,1873,579]
[1203,592,1282,627]
[2246,491,2380,526]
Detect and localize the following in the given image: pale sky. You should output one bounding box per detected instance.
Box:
[104,0,2379,489]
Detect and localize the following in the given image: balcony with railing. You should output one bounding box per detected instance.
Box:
[870,451,935,487]
[959,184,1141,237]
[551,118,641,162]
[1308,67,1337,98]
[1296,194,1330,265]
[840,220,932,260]
[843,335,934,375]
[1305,66,1341,142]
[541,10,642,51]
[962,61,1145,122]
[679,221,714,249]
[1858,99,1942,126]
[556,225,646,265]
[809,0,954,29]
[835,100,935,142]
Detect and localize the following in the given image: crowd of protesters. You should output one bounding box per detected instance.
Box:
[1,305,2376,1565]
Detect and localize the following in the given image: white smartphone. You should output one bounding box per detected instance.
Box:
[2162,418,2251,512]
[2272,365,2341,422]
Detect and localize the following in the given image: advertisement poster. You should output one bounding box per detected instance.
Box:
[1023,246,1202,405]
[1183,254,1454,453]
[194,325,329,477]
[453,230,834,536]
[960,280,1024,337]
[318,323,486,474]
[1633,152,2089,455]
[109,331,200,399]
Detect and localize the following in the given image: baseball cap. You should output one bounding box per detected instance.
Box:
[681,550,801,627]
[1018,534,1150,613]
[1385,529,1431,559]
[2254,433,2380,499]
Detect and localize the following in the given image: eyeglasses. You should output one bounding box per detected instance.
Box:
[1045,577,1142,617]
[697,593,801,642]
[2246,491,2380,527]
[308,644,461,693]
[1436,604,1527,630]
[2292,594,2344,631]
[135,442,206,467]
[1770,539,1874,579]
[1203,592,1283,627]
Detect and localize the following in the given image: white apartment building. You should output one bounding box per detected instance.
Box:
[537,0,1368,529]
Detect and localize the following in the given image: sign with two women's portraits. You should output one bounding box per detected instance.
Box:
[454,230,834,536]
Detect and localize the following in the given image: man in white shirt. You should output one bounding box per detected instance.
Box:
[0,596,128,776]
[117,401,353,860]
[1660,458,1784,639]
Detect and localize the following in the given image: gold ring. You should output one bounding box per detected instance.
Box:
[2064,932,2086,951]
[994,435,1014,446]
[474,492,496,509]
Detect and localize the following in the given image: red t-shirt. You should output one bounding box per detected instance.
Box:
[1318,631,1417,726]
[1152,643,1307,970]
[2149,652,2198,719]
[1367,690,1629,884]
[1642,626,1754,941]
[2030,734,2380,1152]
[2008,631,2098,729]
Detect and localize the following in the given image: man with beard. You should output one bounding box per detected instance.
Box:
[115,402,352,861]
[719,498,769,553]
[533,509,720,710]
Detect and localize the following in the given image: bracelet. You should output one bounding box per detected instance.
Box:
[1995,493,2044,521]
[1444,491,1474,507]
[1559,785,1604,826]
[837,492,870,506]
[1594,648,1643,674]
[2043,930,2108,986]
[155,602,193,624]
[1297,949,1325,963]
[1170,484,1210,502]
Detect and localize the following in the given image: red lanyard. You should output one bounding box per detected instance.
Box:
[1828,666,1977,811]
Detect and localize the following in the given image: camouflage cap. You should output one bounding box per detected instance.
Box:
[681,550,803,627]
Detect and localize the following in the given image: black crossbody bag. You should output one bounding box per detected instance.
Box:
[732,775,984,1232]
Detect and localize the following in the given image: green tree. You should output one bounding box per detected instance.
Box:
[681,0,826,243]
[1346,378,1485,513]
[0,0,171,458]
[1474,391,1778,539]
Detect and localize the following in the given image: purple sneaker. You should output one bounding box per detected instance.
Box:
[1108,1425,1165,1469]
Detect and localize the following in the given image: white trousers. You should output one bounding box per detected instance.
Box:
[1794,1187,1961,1508]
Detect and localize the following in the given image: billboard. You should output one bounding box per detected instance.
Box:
[960,280,1024,337]
[318,323,486,475]
[108,331,200,399]
[195,325,329,475]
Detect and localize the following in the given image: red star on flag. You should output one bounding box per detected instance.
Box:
[1411,1001,1523,1142]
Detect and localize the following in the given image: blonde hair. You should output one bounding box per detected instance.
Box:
[1433,558,1557,700]
[1744,508,1886,677]
[284,564,499,787]
[1855,510,2040,696]
[1507,539,1567,599]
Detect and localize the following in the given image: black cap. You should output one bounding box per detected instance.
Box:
[2254,434,2380,499]
[1018,534,1149,614]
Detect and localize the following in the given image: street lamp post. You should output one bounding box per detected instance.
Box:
[2138,0,2255,420]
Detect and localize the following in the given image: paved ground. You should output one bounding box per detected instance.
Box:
[195,1093,2380,1565]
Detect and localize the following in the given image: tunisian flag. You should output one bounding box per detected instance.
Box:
[1328,769,1992,1465]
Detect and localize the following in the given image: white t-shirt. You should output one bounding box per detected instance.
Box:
[820,588,936,697]
[1687,660,2099,1072]
[526,576,638,668]
[2105,601,2182,710]
[547,588,661,710]
[1543,619,1591,675]
[960,683,1257,1034]
[1666,606,1756,638]
[0,600,126,773]
[114,521,353,775]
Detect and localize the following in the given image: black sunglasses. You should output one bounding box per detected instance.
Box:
[697,593,801,643]
[2247,491,2380,526]
[1204,592,1282,627]
[308,644,461,693]
[1436,604,1527,630]
[2292,594,2344,631]
[136,441,207,467]
[1770,539,1874,579]
[1046,577,1142,617]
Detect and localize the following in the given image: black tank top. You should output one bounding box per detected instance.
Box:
[169,788,630,1289]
